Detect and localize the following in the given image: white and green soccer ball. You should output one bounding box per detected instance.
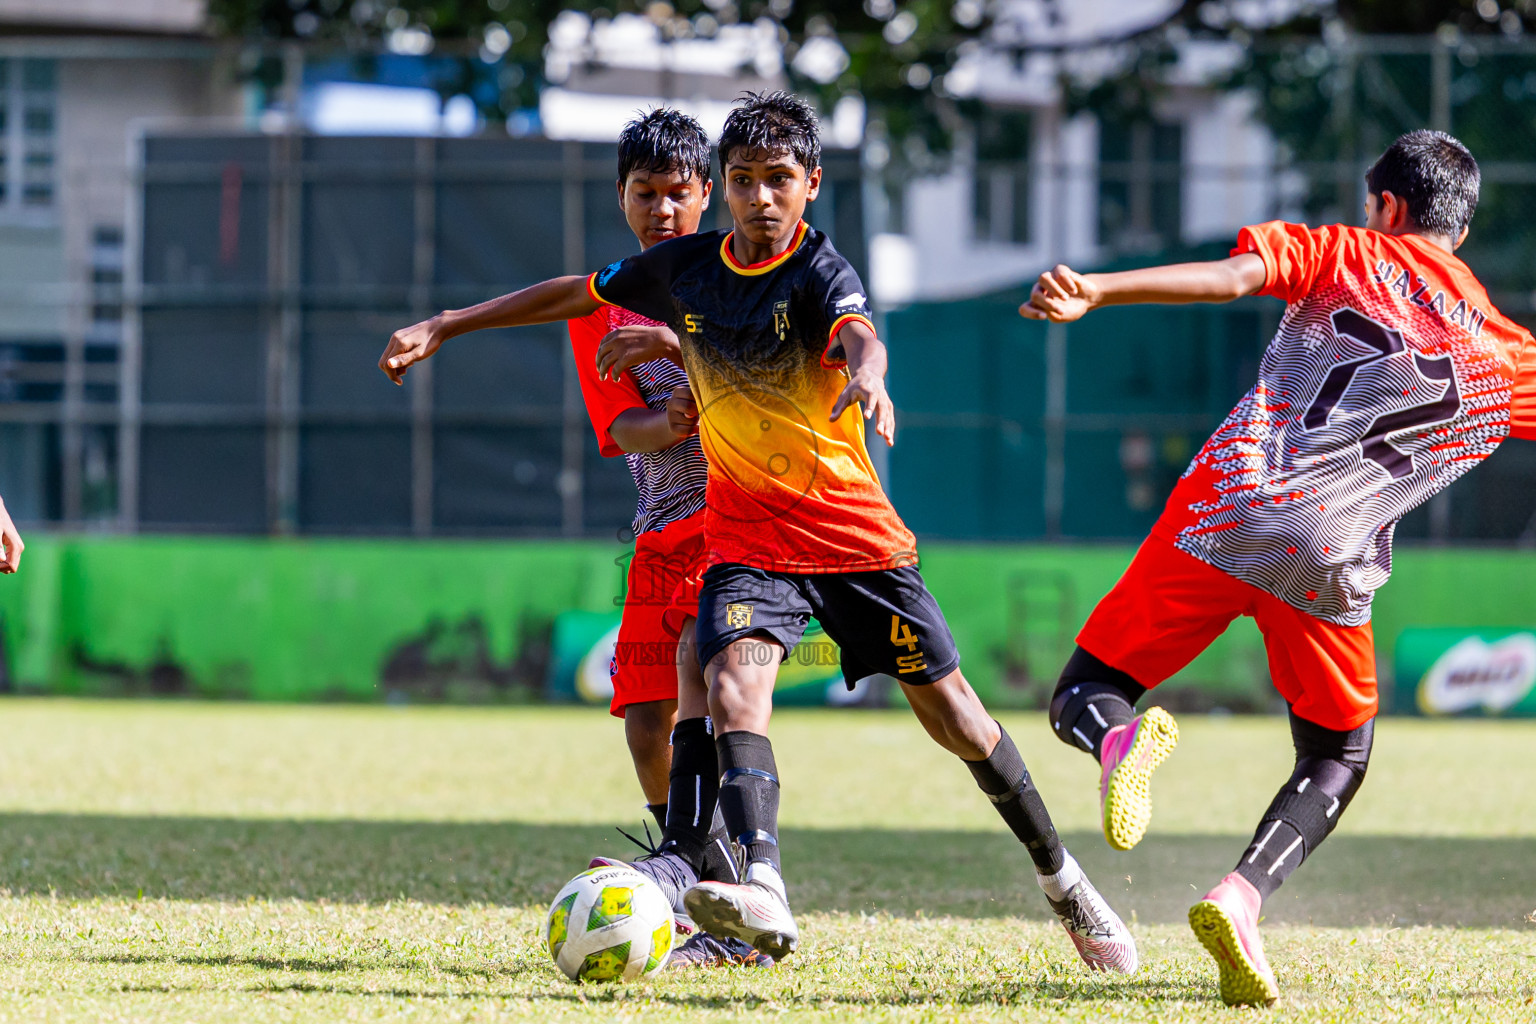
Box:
[544,865,675,982]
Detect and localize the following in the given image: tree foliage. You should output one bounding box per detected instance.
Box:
[207,0,992,153]
[1041,0,1536,288]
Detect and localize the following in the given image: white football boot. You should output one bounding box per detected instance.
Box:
[683,861,800,959]
[1044,872,1139,974]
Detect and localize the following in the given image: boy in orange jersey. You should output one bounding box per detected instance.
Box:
[583,92,1136,970]
[1025,130,1536,1006]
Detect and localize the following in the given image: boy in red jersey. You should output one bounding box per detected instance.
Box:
[383,109,761,966]
[1024,130,1536,1006]
[567,110,714,831]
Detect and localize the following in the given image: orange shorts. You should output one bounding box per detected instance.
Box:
[611,510,707,717]
[1077,535,1378,731]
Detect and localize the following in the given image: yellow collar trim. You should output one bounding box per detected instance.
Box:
[719,221,808,276]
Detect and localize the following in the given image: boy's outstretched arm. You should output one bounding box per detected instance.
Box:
[1020,254,1267,323]
[608,408,688,454]
[0,495,23,574]
[828,320,896,446]
[379,275,598,384]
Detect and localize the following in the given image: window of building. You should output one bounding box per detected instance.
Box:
[90,225,125,341]
[972,109,1032,245]
[1098,118,1182,253]
[0,59,57,214]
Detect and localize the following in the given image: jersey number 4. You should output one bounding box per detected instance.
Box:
[1302,308,1462,479]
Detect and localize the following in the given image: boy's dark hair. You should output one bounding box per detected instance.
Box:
[717,90,821,174]
[1365,130,1480,236]
[617,108,712,184]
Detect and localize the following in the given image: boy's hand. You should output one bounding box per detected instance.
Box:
[0,499,23,574]
[379,317,445,384]
[830,367,895,446]
[596,325,682,381]
[1020,264,1101,322]
[667,384,699,437]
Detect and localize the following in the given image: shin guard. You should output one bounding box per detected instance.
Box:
[965,725,1066,874]
[716,731,782,870]
[1236,712,1373,902]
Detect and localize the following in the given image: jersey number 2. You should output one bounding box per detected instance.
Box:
[1302,308,1461,480]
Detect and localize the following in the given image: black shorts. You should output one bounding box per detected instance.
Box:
[694,563,961,687]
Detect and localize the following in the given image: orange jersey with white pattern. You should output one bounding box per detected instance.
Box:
[1152,221,1536,625]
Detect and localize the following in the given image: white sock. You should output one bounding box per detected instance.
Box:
[1035,850,1084,902]
[744,860,788,903]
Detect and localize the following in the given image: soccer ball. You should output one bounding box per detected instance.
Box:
[544,865,675,982]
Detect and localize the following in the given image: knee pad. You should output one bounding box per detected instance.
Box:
[1048,648,1146,744]
[1290,712,1373,797]
[1054,647,1146,704]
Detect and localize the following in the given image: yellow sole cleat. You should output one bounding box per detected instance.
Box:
[1099,706,1179,851]
[1189,885,1279,1007]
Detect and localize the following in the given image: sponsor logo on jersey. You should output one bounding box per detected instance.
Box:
[726,603,753,628]
[834,293,867,312]
[684,313,704,334]
[597,261,624,287]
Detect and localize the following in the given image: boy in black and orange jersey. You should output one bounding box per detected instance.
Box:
[1024,130,1536,1006]
[378,91,1137,972]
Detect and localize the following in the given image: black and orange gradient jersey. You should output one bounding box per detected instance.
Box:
[587,220,918,573]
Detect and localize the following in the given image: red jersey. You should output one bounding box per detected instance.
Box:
[1153,221,1536,626]
[568,305,707,535]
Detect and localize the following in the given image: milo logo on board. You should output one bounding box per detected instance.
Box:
[1416,633,1536,716]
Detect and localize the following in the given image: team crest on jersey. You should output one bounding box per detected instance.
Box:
[597,261,624,286]
[726,603,753,628]
[772,300,790,340]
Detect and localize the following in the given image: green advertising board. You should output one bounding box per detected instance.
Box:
[1394,627,1536,717]
[0,535,1530,709]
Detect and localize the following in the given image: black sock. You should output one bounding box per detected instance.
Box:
[1048,647,1145,762]
[663,717,718,872]
[1235,712,1373,903]
[646,802,667,833]
[716,731,781,871]
[964,724,1065,874]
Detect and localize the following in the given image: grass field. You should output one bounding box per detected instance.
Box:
[0,700,1526,1022]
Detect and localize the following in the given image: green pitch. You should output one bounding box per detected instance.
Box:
[0,700,1527,1022]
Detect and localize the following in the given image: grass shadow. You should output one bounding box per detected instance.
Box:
[0,814,1529,928]
[91,977,1224,1007]
[75,950,532,979]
